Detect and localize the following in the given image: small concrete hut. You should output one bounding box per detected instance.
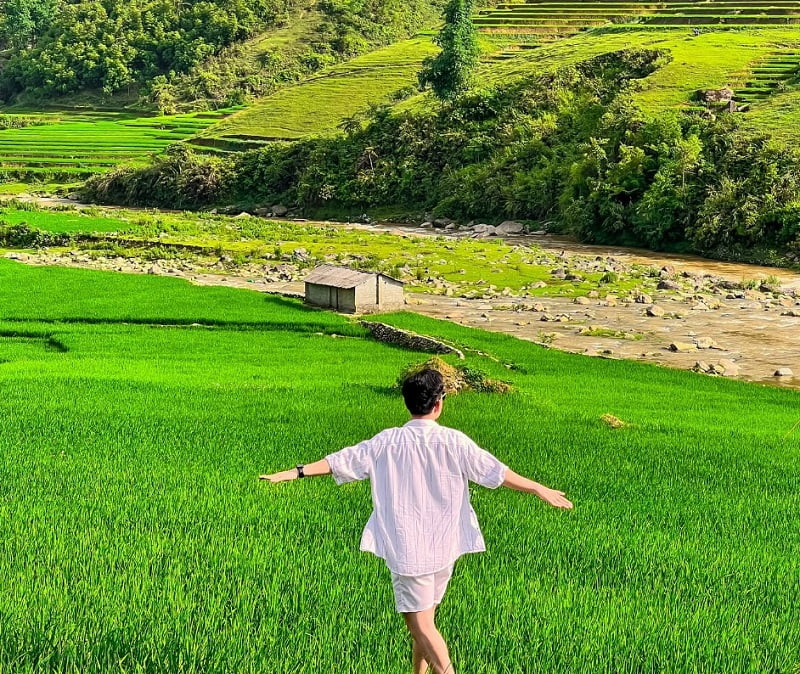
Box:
[304,265,405,314]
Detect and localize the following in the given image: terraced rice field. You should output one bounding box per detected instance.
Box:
[475,0,800,39]
[474,0,800,67]
[200,38,438,142]
[0,108,241,184]
[735,49,800,103]
[0,258,799,672]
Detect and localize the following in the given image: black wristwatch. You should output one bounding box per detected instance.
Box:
[296,464,306,479]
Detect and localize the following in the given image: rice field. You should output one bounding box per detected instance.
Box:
[0,108,241,184]
[474,0,800,40]
[0,258,799,672]
[201,38,438,142]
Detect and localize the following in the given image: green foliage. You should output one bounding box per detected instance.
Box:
[0,222,73,247]
[418,0,480,100]
[0,0,56,49]
[0,0,292,101]
[0,114,50,130]
[83,145,230,209]
[0,0,441,105]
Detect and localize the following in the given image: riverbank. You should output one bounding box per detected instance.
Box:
[5,213,800,390]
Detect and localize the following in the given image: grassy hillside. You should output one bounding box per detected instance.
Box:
[205,26,800,144]
[199,37,439,142]
[0,258,799,671]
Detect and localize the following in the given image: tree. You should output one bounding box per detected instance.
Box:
[418,0,479,101]
[0,0,56,49]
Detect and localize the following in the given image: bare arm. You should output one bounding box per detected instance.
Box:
[259,459,332,483]
[502,469,573,509]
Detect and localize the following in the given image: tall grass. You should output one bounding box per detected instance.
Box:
[0,260,798,672]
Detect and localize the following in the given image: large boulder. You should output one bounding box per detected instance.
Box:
[472,224,497,238]
[271,204,289,216]
[700,88,734,103]
[495,220,524,235]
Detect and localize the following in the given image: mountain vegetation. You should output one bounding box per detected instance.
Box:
[0,0,441,106]
[82,48,800,264]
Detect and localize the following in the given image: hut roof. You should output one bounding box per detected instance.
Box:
[304,265,403,289]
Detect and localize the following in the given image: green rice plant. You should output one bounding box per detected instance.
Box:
[0,261,798,672]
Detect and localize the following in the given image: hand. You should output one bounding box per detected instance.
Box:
[259,469,298,483]
[535,486,573,509]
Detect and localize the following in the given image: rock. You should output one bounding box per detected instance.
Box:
[529,281,547,289]
[774,367,794,377]
[635,293,653,304]
[695,336,719,350]
[588,290,599,299]
[669,342,697,353]
[691,302,710,311]
[495,220,524,235]
[472,225,497,238]
[781,309,800,317]
[573,296,592,305]
[530,303,546,312]
[235,212,252,218]
[444,223,457,231]
[700,88,734,103]
[433,218,453,228]
[646,305,665,317]
[657,279,681,291]
[564,273,584,281]
[254,207,271,217]
[420,221,433,229]
[271,204,289,216]
[715,359,740,377]
[693,360,712,374]
[292,247,311,262]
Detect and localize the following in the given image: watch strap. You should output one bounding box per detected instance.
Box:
[296,464,305,478]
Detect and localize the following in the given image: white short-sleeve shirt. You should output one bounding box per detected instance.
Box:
[326,418,508,576]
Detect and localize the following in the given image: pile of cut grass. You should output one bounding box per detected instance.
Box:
[0,258,799,672]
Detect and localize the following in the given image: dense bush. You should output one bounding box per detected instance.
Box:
[0,223,73,248]
[84,145,230,210]
[82,48,800,261]
[0,0,293,100]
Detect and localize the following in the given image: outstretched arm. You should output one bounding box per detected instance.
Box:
[259,459,332,483]
[502,469,573,509]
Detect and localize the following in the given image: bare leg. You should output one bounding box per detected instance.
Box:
[403,606,454,674]
[412,637,430,674]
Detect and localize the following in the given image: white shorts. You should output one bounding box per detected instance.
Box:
[390,564,455,613]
